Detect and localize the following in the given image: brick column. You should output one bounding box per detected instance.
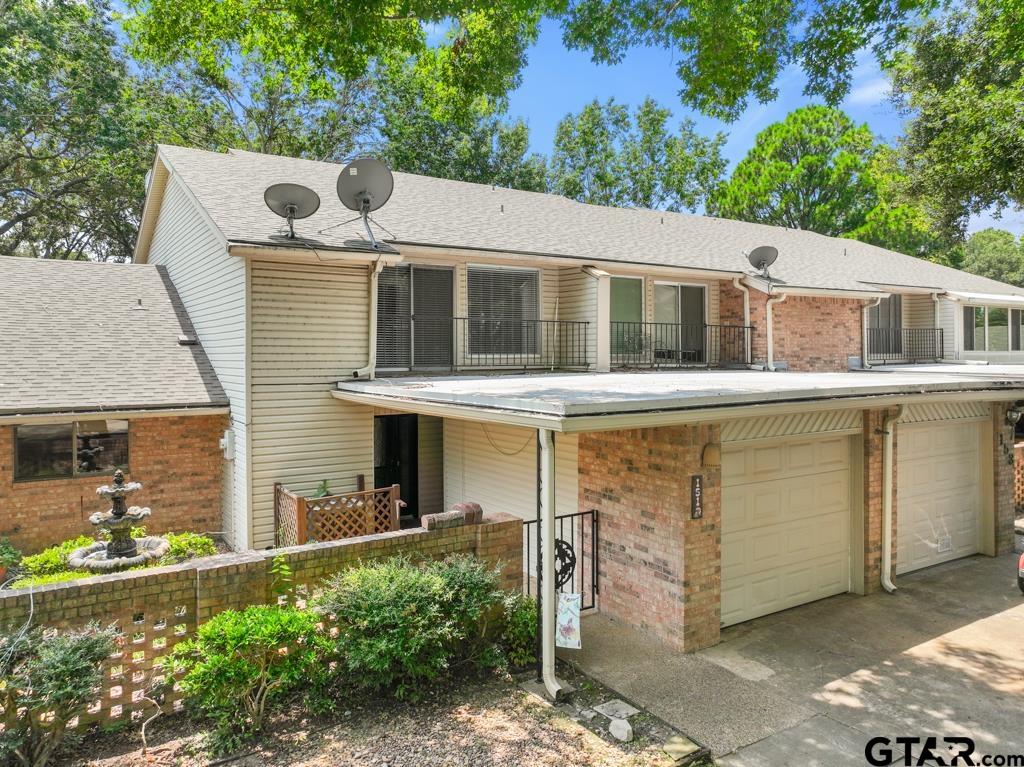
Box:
[579,424,721,652]
[993,403,1017,555]
[862,408,899,594]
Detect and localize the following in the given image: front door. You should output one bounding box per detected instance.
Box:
[374,414,419,521]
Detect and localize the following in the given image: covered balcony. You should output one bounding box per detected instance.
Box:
[610,321,752,368]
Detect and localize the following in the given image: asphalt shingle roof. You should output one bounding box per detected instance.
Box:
[0,256,228,417]
[157,145,1024,297]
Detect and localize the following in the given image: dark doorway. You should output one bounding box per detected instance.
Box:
[374,414,419,523]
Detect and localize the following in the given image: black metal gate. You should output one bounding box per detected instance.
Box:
[523,509,599,611]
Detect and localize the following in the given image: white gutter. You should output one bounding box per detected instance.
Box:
[538,428,563,700]
[352,257,388,380]
[0,406,230,426]
[862,297,882,369]
[765,292,788,371]
[880,405,904,593]
[731,277,752,365]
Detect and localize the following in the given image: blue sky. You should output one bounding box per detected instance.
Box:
[502,19,1024,235]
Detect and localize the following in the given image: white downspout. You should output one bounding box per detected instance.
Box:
[931,292,942,359]
[880,405,904,593]
[862,297,882,369]
[538,428,563,700]
[352,257,387,379]
[765,292,787,371]
[731,277,752,366]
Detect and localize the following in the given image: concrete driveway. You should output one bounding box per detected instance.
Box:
[565,553,1024,765]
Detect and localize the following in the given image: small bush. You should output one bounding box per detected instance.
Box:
[20,536,94,578]
[160,532,217,564]
[501,592,537,669]
[166,604,326,752]
[0,624,117,767]
[8,571,93,589]
[314,556,506,699]
[0,537,22,569]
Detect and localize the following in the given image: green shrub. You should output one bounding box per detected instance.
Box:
[501,592,537,669]
[165,605,326,752]
[0,537,22,569]
[0,624,117,767]
[160,532,217,564]
[8,571,93,589]
[313,556,505,699]
[20,536,94,577]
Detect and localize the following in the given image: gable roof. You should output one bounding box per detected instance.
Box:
[0,256,228,418]
[143,144,1024,298]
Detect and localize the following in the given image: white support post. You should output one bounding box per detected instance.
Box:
[538,428,563,700]
[584,267,611,372]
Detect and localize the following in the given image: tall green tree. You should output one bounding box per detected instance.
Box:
[707,106,877,235]
[373,67,548,191]
[890,0,1024,235]
[960,228,1024,287]
[550,97,725,211]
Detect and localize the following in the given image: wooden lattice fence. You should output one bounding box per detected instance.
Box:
[1015,442,1024,515]
[274,484,402,546]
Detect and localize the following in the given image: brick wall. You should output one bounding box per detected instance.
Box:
[0,511,522,730]
[718,284,864,372]
[0,414,226,554]
[579,425,721,651]
[862,408,897,593]
[993,404,1017,555]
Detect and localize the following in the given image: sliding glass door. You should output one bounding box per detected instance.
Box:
[653,284,706,363]
[376,265,454,369]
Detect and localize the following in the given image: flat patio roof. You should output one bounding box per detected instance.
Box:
[333,368,1024,432]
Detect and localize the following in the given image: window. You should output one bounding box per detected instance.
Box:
[467,267,539,354]
[653,283,706,362]
[988,307,1009,351]
[963,306,985,351]
[610,277,643,324]
[868,296,902,329]
[1013,310,1024,351]
[15,420,128,481]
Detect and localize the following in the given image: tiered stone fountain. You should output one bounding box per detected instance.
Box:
[68,470,170,572]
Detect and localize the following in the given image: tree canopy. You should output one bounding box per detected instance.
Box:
[890,0,1024,236]
[549,97,725,211]
[960,228,1024,287]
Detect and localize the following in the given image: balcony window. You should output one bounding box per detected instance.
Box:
[15,420,128,481]
[467,267,539,355]
[376,265,454,368]
[988,308,1009,351]
[867,295,902,329]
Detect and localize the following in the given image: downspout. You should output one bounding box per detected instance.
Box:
[931,292,942,360]
[538,428,563,700]
[352,257,387,379]
[862,297,882,369]
[765,292,787,371]
[731,277,752,366]
[880,404,905,593]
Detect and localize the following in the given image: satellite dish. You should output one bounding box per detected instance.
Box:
[747,245,779,275]
[264,183,320,239]
[337,158,394,250]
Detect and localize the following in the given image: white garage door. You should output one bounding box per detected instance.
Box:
[722,435,852,626]
[896,420,981,574]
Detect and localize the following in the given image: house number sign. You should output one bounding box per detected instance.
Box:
[691,475,704,519]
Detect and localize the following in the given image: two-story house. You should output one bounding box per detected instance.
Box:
[134,145,1024,696]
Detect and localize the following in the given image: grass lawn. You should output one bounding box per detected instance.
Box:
[56,677,683,767]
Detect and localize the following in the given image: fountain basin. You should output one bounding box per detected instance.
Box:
[68,537,171,572]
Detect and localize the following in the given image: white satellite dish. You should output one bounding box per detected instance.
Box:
[337,158,394,251]
[264,183,320,239]
[747,245,779,276]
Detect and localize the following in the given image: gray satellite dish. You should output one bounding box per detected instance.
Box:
[747,245,779,275]
[264,183,320,239]
[337,158,394,250]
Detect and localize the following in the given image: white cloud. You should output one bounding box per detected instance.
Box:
[845,77,891,107]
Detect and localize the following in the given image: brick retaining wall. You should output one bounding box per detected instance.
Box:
[0,511,522,730]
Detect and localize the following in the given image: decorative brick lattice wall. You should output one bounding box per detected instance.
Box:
[0,414,227,554]
[0,511,522,731]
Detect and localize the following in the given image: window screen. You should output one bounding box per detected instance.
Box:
[963,306,984,351]
[15,421,128,481]
[988,308,1008,351]
[868,296,902,329]
[376,265,411,368]
[467,267,539,354]
[76,420,129,475]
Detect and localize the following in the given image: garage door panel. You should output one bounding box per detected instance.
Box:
[896,420,981,575]
[722,434,852,626]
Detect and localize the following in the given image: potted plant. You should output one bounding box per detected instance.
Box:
[0,537,22,584]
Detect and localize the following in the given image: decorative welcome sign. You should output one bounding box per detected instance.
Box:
[556,593,582,649]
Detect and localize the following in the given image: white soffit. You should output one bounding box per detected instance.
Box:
[947,290,1024,306]
[901,402,991,423]
[721,409,863,443]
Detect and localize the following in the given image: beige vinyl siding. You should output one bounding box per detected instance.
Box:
[417,415,444,515]
[938,298,959,359]
[903,294,935,329]
[249,260,374,548]
[557,267,598,366]
[147,174,246,547]
[443,420,578,521]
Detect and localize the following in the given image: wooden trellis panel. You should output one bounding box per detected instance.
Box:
[275,484,401,546]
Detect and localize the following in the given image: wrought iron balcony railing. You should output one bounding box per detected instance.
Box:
[377,315,592,371]
[610,322,752,368]
[866,327,944,363]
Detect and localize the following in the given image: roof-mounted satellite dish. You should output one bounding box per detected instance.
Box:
[337,158,394,251]
[264,183,320,239]
[747,245,779,276]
